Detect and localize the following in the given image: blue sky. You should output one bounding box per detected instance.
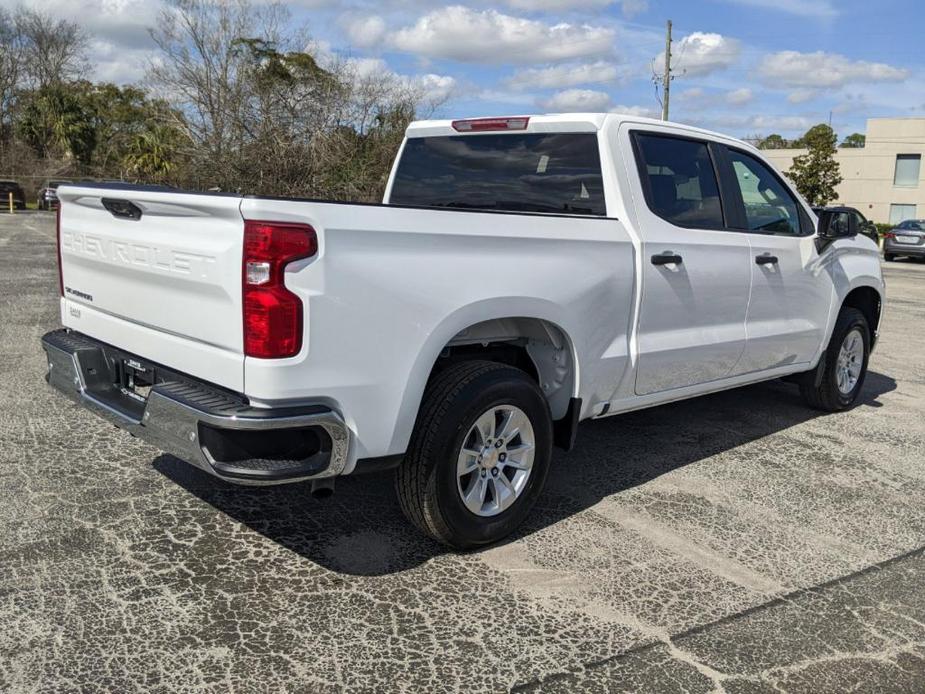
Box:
[7,0,924,140]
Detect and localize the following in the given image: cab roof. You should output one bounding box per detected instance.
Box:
[405,112,750,150]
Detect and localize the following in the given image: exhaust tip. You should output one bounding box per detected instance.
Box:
[311,478,335,500]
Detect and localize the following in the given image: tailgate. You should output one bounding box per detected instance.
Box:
[57,185,246,390]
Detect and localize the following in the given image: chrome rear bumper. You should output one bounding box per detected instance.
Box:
[41,329,350,485]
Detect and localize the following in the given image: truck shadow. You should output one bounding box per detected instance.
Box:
[153,371,896,577]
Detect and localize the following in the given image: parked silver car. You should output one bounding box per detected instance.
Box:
[37,180,71,211]
[884,220,925,261]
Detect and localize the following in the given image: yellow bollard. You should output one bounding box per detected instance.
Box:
[7,192,12,214]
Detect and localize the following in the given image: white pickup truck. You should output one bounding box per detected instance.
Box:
[43,113,884,548]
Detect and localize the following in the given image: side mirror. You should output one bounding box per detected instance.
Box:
[817,210,855,239]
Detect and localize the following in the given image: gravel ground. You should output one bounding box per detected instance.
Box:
[1,211,924,693]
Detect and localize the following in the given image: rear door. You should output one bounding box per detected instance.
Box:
[627,128,752,395]
[57,185,246,390]
[721,147,833,373]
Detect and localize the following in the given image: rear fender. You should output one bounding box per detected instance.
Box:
[387,298,580,455]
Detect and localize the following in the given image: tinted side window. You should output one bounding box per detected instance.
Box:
[389,133,605,216]
[634,134,724,228]
[831,212,851,236]
[728,150,802,235]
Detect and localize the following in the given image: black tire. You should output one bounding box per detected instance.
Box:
[800,307,870,412]
[395,360,553,549]
[884,254,895,262]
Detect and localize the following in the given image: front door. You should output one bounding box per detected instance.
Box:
[628,129,752,395]
[722,147,833,373]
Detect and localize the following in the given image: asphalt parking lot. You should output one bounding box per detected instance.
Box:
[1,210,924,693]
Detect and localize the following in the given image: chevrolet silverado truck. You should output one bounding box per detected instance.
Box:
[42,113,884,548]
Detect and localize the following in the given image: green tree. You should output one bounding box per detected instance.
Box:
[82,82,181,178]
[757,133,790,150]
[787,124,842,206]
[841,133,865,148]
[17,83,95,164]
[15,80,182,177]
[124,125,180,182]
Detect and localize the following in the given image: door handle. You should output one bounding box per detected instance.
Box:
[651,252,683,266]
[755,254,779,266]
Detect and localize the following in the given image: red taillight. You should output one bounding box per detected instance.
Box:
[883,232,895,239]
[451,117,530,132]
[56,203,63,296]
[242,220,317,359]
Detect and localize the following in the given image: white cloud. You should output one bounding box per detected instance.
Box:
[610,104,659,118]
[390,7,615,64]
[507,0,613,8]
[747,115,814,131]
[540,89,610,112]
[679,87,706,101]
[678,87,752,112]
[475,89,539,106]
[655,32,741,77]
[760,51,908,88]
[787,88,818,104]
[831,93,871,116]
[620,0,649,18]
[414,73,458,104]
[715,0,837,18]
[506,0,648,17]
[506,61,624,90]
[540,88,611,111]
[339,56,458,105]
[676,87,712,113]
[342,57,390,79]
[342,15,387,49]
[1,0,161,49]
[88,39,154,84]
[710,113,814,133]
[726,87,752,105]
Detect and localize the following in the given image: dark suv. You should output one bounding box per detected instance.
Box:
[0,180,26,210]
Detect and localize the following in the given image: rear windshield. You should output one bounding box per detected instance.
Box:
[389,133,606,216]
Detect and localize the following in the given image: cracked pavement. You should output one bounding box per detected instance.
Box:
[1,212,924,693]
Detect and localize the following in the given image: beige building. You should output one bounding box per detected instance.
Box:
[762,117,925,224]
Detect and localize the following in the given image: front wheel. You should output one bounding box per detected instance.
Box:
[800,307,870,411]
[396,360,553,549]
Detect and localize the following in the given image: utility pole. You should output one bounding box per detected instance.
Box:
[661,19,673,121]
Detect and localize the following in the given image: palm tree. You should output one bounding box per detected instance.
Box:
[124,125,177,182]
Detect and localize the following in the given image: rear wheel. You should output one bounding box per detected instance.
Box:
[800,307,870,411]
[395,360,552,549]
[884,253,895,262]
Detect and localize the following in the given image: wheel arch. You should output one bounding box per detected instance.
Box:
[842,284,883,349]
[387,299,581,455]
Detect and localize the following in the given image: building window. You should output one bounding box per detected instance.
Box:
[890,203,917,224]
[893,154,921,187]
